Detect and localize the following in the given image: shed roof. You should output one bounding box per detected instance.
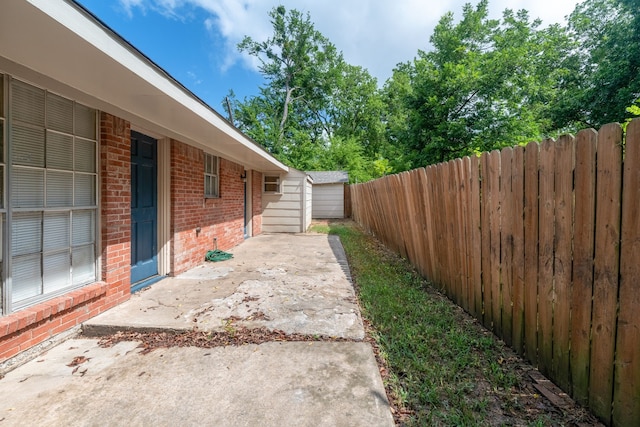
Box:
[306,171,349,184]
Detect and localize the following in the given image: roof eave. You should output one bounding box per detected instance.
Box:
[0,0,287,173]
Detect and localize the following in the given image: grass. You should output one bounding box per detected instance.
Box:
[309,221,595,426]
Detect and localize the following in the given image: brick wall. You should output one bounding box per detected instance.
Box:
[170,139,250,275]
[99,113,133,306]
[0,112,132,361]
[0,113,267,361]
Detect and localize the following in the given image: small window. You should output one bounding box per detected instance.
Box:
[264,175,281,193]
[204,153,219,198]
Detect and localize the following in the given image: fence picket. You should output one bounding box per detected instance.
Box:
[571,129,597,406]
[523,142,540,365]
[444,163,456,299]
[590,123,623,425]
[538,139,555,376]
[428,166,443,286]
[411,170,427,278]
[552,134,574,392]
[348,122,635,426]
[423,167,438,283]
[480,153,492,328]
[489,151,502,336]
[613,119,640,426]
[399,172,414,262]
[470,155,483,319]
[454,159,466,306]
[511,146,525,355]
[461,157,472,314]
[500,147,514,346]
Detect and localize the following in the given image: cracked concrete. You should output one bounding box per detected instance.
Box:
[0,233,393,426]
[84,234,364,339]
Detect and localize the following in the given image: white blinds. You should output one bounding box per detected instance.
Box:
[8,78,98,308]
[11,124,45,167]
[46,93,73,134]
[46,132,73,170]
[11,81,44,126]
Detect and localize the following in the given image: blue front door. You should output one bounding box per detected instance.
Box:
[130,131,158,286]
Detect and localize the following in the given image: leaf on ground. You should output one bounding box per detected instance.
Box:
[67,356,90,367]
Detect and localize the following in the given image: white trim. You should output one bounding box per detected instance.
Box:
[157,138,170,276]
[263,174,282,194]
[245,170,252,237]
[23,0,287,173]
[204,153,220,198]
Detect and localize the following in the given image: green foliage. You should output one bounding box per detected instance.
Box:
[551,0,640,129]
[309,222,586,425]
[229,0,640,177]
[231,6,393,182]
[623,99,640,132]
[384,0,570,167]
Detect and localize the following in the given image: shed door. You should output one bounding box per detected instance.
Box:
[312,184,345,219]
[130,131,158,286]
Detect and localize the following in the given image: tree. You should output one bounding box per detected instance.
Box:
[384,1,572,167]
[550,0,640,129]
[231,5,392,182]
[236,6,341,150]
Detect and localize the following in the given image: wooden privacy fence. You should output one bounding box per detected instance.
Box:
[349,120,640,427]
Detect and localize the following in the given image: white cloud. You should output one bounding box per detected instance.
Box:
[187,70,203,85]
[118,0,147,18]
[119,0,581,83]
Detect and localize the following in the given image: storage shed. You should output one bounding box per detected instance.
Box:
[307,171,349,219]
[262,168,313,232]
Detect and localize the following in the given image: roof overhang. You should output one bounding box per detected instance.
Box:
[0,0,288,173]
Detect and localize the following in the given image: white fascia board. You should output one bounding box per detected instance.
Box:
[26,0,287,172]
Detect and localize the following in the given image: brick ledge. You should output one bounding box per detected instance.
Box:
[0,282,108,339]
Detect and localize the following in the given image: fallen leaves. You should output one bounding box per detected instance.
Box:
[67,356,91,377]
[67,356,90,367]
[97,326,352,355]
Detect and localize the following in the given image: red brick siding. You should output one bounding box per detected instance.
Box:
[100,113,132,303]
[170,139,247,275]
[0,112,133,361]
[0,283,108,360]
[252,170,263,236]
[0,112,269,361]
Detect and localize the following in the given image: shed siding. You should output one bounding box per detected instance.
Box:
[312,184,345,218]
[262,169,309,232]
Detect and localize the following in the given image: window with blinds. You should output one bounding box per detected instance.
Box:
[7,78,97,310]
[204,153,219,198]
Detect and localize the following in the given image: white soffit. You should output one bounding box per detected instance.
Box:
[0,0,287,173]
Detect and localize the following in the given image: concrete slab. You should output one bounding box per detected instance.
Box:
[0,338,394,427]
[84,234,364,339]
[1,234,393,425]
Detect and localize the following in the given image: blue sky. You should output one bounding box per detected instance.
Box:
[75,0,581,117]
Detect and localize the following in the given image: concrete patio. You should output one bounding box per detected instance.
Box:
[0,234,394,426]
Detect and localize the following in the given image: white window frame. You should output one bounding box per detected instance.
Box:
[263,175,282,194]
[2,76,98,313]
[204,153,219,198]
